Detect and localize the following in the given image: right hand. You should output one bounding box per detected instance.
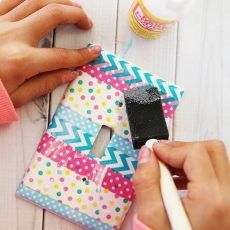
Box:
[0,0,101,107]
[133,140,230,230]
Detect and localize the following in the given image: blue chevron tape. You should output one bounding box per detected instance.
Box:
[99,146,137,179]
[55,105,138,159]
[109,134,138,159]
[16,185,111,230]
[89,47,184,103]
[55,105,101,137]
[48,115,137,177]
[48,116,95,155]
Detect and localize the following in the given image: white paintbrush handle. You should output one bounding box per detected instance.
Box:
[145,139,192,230]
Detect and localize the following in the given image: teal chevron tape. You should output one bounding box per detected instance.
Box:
[48,116,95,154]
[55,105,101,137]
[16,185,111,229]
[109,134,138,159]
[55,105,138,159]
[99,146,137,179]
[48,115,137,178]
[89,47,184,107]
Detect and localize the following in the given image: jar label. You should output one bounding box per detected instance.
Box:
[128,0,175,39]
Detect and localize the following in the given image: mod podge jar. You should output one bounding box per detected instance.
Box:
[128,0,192,39]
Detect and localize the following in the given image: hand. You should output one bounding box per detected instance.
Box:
[0,0,101,107]
[133,140,230,230]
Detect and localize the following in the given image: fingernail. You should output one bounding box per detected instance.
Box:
[62,70,81,83]
[72,2,82,8]
[88,45,101,55]
[159,140,173,145]
[138,146,152,164]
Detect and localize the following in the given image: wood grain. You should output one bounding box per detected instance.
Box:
[173,0,230,152]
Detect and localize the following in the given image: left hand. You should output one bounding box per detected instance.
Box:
[0,0,101,107]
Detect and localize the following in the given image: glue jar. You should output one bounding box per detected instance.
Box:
[128,0,192,39]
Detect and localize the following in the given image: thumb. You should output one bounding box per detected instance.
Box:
[133,146,170,230]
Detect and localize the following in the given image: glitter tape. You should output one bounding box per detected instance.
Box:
[22,154,131,227]
[37,132,135,201]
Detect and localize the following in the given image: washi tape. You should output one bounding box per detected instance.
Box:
[23,154,131,227]
[55,105,139,159]
[37,132,135,201]
[61,73,132,140]
[16,185,112,230]
[47,116,137,178]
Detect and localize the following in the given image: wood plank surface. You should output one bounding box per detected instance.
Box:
[173,0,230,152]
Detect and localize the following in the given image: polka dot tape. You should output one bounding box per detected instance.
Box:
[22,154,131,227]
[88,46,183,119]
[80,64,130,92]
[48,116,137,179]
[61,73,132,140]
[55,105,138,159]
[55,105,100,137]
[37,132,135,201]
[16,185,111,230]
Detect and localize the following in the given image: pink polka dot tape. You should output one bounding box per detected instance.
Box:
[37,132,135,202]
[23,154,131,227]
[80,65,130,92]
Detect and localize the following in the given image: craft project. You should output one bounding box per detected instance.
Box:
[16,44,184,230]
[124,87,169,149]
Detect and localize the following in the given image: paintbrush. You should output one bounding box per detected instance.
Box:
[124,87,192,230]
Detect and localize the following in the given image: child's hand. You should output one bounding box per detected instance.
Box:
[0,0,101,107]
[133,140,230,229]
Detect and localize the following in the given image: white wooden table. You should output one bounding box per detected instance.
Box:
[0,0,230,229]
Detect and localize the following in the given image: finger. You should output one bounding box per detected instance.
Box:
[0,0,24,15]
[4,0,82,22]
[29,46,101,75]
[159,140,230,185]
[10,69,80,107]
[23,4,92,41]
[201,140,230,184]
[133,146,170,230]
[153,142,218,185]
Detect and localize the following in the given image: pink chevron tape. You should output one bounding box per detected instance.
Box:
[80,65,131,92]
[37,132,135,201]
